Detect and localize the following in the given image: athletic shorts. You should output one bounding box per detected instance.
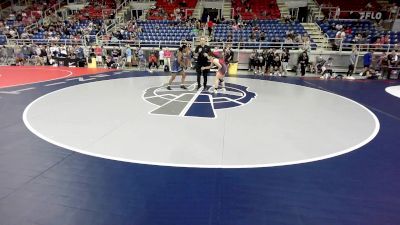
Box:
[171,61,183,73]
[218,63,227,75]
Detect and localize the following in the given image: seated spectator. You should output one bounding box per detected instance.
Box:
[373,38,383,49]
[260,32,266,41]
[352,33,363,44]
[388,50,398,67]
[111,47,121,62]
[105,55,116,69]
[249,32,256,42]
[253,25,260,33]
[245,3,252,12]
[335,28,346,48]
[383,34,390,44]
[284,35,293,44]
[344,26,352,35]
[179,0,187,7]
[148,53,158,69]
[227,32,233,40]
[232,23,239,31]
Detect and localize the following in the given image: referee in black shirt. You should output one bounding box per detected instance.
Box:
[194,37,211,90]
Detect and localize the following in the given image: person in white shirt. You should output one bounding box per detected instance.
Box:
[50,45,59,57]
[159,47,165,66]
[390,3,398,19]
[320,57,334,79]
[335,28,346,48]
[335,7,340,19]
[60,46,68,57]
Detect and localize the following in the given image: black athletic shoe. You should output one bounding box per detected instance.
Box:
[197,85,201,90]
[167,86,172,90]
[180,85,187,89]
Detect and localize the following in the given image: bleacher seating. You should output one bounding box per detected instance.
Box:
[316,0,380,10]
[78,0,116,20]
[148,0,197,20]
[136,20,196,46]
[318,19,400,49]
[232,0,280,20]
[28,19,104,44]
[213,20,316,49]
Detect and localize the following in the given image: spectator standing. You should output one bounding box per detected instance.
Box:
[164,47,172,69]
[335,28,346,50]
[159,47,165,66]
[112,47,121,63]
[271,55,282,76]
[94,45,103,65]
[347,46,357,76]
[126,45,132,67]
[361,49,373,76]
[207,19,214,37]
[379,52,390,79]
[248,49,256,71]
[298,51,309,76]
[390,3,398,19]
[387,50,398,79]
[194,36,211,89]
[281,48,290,76]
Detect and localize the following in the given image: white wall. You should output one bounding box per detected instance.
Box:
[129,1,155,10]
[199,1,225,9]
[392,19,400,32]
[286,0,307,8]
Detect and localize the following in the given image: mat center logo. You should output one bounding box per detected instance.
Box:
[143,81,256,118]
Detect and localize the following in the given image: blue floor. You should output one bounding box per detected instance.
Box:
[0,70,400,225]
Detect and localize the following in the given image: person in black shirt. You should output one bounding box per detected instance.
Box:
[106,55,116,69]
[380,52,390,79]
[264,49,275,75]
[179,0,187,7]
[248,49,257,71]
[298,51,309,76]
[271,55,282,76]
[256,51,264,75]
[281,48,290,76]
[194,37,211,89]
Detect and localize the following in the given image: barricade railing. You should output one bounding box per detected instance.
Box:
[2,36,399,54]
[325,37,398,53]
[318,6,339,19]
[43,1,64,19]
[116,0,129,14]
[6,38,86,46]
